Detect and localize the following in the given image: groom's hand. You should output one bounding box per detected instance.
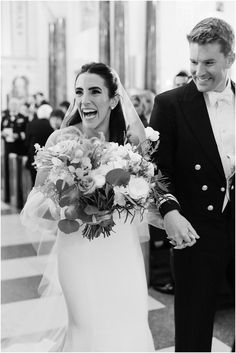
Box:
[163,210,200,249]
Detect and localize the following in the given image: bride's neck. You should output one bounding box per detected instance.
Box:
[81,119,110,141]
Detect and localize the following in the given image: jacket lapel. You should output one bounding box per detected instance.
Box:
[180,81,225,178]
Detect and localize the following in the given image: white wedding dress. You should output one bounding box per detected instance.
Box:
[3,128,155,352]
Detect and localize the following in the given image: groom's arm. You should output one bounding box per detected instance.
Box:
[150,93,199,248]
[150,93,181,217]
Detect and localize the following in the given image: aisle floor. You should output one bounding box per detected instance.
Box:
[1,201,234,352]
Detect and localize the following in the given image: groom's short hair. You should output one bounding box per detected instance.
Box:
[187,17,235,56]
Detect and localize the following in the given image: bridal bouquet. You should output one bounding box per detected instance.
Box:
[34,127,165,240]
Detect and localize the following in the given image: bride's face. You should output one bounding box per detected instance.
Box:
[75,72,114,130]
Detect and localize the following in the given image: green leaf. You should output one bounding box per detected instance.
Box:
[56,179,69,193]
[106,168,130,186]
[59,196,71,207]
[76,206,93,223]
[64,205,79,219]
[84,205,99,215]
[58,219,80,234]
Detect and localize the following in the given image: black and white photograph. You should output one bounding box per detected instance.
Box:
[1,0,235,352]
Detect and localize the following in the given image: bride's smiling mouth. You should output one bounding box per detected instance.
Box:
[81,108,98,120]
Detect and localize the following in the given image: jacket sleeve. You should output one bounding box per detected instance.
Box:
[150,94,181,217]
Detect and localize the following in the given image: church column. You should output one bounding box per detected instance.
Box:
[113,1,125,84]
[99,1,110,65]
[145,1,158,92]
[48,17,67,107]
[48,22,56,107]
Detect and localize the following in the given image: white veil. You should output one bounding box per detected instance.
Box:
[2,67,152,352]
[61,68,147,146]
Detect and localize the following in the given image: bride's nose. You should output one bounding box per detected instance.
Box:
[81,92,91,105]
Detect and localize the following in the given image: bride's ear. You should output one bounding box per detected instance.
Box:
[110,94,119,110]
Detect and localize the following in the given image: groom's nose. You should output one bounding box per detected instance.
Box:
[195,62,206,77]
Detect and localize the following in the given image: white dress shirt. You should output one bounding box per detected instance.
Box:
[204,79,235,211]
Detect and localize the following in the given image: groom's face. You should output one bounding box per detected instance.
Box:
[189,42,234,92]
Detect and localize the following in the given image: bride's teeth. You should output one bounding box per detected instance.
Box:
[82,109,97,119]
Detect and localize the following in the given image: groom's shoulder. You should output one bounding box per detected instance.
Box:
[155,80,195,102]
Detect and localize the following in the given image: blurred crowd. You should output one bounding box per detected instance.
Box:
[1,92,70,186]
[1,70,189,188]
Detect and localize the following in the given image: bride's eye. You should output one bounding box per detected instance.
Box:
[91,89,101,95]
[75,89,83,97]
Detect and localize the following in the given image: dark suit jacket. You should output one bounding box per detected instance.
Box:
[25,118,54,167]
[150,80,235,223]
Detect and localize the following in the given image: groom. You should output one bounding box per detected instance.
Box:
[150,17,235,352]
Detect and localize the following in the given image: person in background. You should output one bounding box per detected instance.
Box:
[59,100,70,115]
[150,17,235,352]
[25,104,54,185]
[34,92,48,108]
[130,94,148,127]
[141,90,155,124]
[49,109,64,130]
[1,97,28,201]
[173,70,190,88]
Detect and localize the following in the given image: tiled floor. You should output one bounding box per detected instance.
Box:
[1,202,234,352]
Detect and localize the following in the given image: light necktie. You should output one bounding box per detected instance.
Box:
[208,88,232,106]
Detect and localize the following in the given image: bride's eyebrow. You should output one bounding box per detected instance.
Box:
[75,86,102,93]
[88,86,102,91]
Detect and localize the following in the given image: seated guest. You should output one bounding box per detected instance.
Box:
[141,90,155,124]
[25,104,54,185]
[173,70,190,88]
[130,94,148,127]
[49,109,64,130]
[59,100,70,115]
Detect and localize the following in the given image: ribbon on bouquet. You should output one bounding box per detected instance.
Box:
[87,210,114,226]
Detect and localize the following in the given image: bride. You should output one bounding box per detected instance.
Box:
[4,63,155,352]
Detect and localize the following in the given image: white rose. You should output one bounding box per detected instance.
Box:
[74,149,84,158]
[106,159,127,170]
[113,186,127,206]
[127,176,150,200]
[49,140,77,155]
[146,162,155,177]
[81,157,92,169]
[145,127,160,142]
[128,151,142,164]
[116,145,129,158]
[93,174,106,188]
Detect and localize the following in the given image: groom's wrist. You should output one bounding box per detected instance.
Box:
[157,194,181,217]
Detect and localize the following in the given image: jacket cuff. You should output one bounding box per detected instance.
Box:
[156,194,181,217]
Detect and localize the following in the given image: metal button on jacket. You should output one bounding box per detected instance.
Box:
[195,164,201,170]
[207,205,214,211]
[220,187,225,192]
[202,185,208,191]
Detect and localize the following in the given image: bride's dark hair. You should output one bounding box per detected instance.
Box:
[69,62,126,145]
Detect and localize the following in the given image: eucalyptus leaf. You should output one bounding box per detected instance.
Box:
[84,205,99,215]
[59,196,71,207]
[106,168,130,186]
[56,179,69,193]
[58,219,80,234]
[64,205,79,220]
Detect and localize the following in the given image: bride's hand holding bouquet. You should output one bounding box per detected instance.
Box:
[33,126,164,240]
